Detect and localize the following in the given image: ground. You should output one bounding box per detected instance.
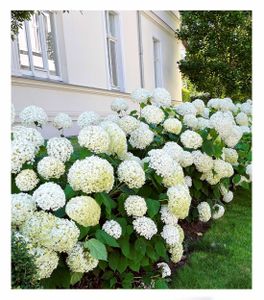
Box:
[170,187,252,289]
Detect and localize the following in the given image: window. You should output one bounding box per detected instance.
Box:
[105,11,124,90]
[12,11,61,80]
[153,38,163,88]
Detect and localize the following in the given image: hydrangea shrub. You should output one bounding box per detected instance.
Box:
[11,89,252,289]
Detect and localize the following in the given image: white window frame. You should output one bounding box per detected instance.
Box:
[105,11,124,91]
[11,11,62,81]
[153,37,163,88]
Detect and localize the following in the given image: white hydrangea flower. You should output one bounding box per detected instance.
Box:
[100,121,127,158]
[222,125,243,148]
[37,156,65,180]
[200,170,221,185]
[53,113,72,130]
[111,98,129,112]
[120,152,142,165]
[246,164,252,181]
[197,202,211,222]
[175,102,197,116]
[240,102,252,115]
[151,88,172,107]
[162,141,184,162]
[11,193,36,226]
[103,114,120,123]
[66,196,101,227]
[223,191,234,203]
[19,105,48,127]
[68,156,114,194]
[196,117,211,130]
[176,224,185,243]
[124,195,147,217]
[49,218,80,253]
[117,160,145,189]
[180,130,203,149]
[11,103,16,125]
[167,184,192,219]
[240,125,251,134]
[202,107,210,119]
[222,148,238,165]
[160,205,178,226]
[15,169,39,191]
[66,242,99,273]
[212,204,225,219]
[131,88,152,103]
[209,111,235,136]
[11,139,35,174]
[235,112,249,126]
[78,111,100,128]
[183,114,198,129]
[12,126,44,151]
[179,151,193,167]
[78,125,110,154]
[148,149,176,178]
[161,224,180,246]
[168,242,183,263]
[102,220,122,239]
[132,216,158,240]
[118,115,140,134]
[213,159,234,178]
[162,162,185,187]
[28,246,59,280]
[157,262,171,278]
[207,98,235,112]
[33,182,66,211]
[184,176,192,187]
[163,118,182,134]
[192,99,205,115]
[141,105,165,124]
[129,123,154,149]
[47,137,73,162]
[192,150,214,173]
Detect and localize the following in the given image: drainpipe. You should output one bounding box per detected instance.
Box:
[137,11,144,88]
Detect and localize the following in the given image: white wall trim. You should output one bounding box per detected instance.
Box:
[12,76,131,98]
[142,11,177,37]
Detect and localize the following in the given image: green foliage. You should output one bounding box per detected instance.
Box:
[182,87,191,102]
[11,233,41,289]
[11,11,35,40]
[84,239,108,261]
[177,11,252,100]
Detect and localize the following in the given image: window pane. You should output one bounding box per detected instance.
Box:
[17,23,30,70]
[109,40,118,87]
[108,12,116,37]
[28,15,44,70]
[43,12,58,76]
[153,39,162,87]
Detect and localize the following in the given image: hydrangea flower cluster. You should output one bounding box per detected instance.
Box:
[163,118,182,134]
[15,169,39,191]
[157,262,171,278]
[78,111,100,128]
[19,105,48,127]
[197,202,211,222]
[129,123,154,149]
[117,160,146,189]
[151,88,172,107]
[37,156,65,180]
[12,126,44,150]
[161,224,180,246]
[111,98,129,112]
[47,137,73,162]
[53,113,72,130]
[66,196,101,227]
[132,216,158,240]
[180,130,203,149]
[12,193,36,226]
[78,125,110,154]
[118,115,140,134]
[124,196,147,217]
[131,88,151,103]
[68,156,114,194]
[141,105,165,124]
[102,220,122,239]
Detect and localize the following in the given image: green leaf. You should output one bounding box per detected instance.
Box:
[121,272,134,288]
[84,238,108,261]
[146,198,161,218]
[95,192,117,217]
[64,184,76,200]
[202,140,214,156]
[154,278,169,289]
[119,236,130,258]
[95,229,119,248]
[128,259,140,272]
[108,252,120,271]
[117,256,128,273]
[77,225,90,240]
[154,239,167,258]
[70,272,83,286]
[193,178,202,191]
[232,174,241,184]
[135,237,147,257]
[53,207,66,218]
[109,277,117,288]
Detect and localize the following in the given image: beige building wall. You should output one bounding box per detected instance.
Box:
[12,10,182,137]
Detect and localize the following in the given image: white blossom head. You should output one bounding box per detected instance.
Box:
[124,195,147,217]
[132,216,158,240]
[37,156,65,180]
[11,193,36,226]
[47,137,73,162]
[102,220,122,239]
[15,169,39,192]
[131,88,151,103]
[197,202,211,222]
[53,113,72,130]
[19,105,48,127]
[111,98,129,112]
[163,118,182,135]
[151,88,172,107]
[78,111,100,128]
[118,160,146,189]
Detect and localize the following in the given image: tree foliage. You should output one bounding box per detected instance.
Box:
[11,11,35,40]
[177,11,252,101]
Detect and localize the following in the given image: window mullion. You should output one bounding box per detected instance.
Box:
[24,21,35,76]
[38,14,50,77]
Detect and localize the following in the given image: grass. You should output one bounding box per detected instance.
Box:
[170,187,252,289]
